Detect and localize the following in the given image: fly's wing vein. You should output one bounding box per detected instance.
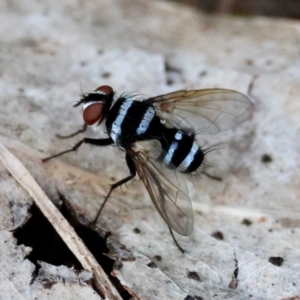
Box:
[145,89,253,134]
[127,147,194,236]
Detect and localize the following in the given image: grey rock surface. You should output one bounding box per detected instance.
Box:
[0,0,299,299]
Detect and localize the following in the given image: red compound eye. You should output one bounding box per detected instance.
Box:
[83,103,104,125]
[95,85,113,96]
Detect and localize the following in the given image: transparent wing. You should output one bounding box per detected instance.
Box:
[127,142,194,236]
[145,89,253,134]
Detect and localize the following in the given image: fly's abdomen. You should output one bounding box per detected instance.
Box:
[161,129,204,173]
[177,141,204,173]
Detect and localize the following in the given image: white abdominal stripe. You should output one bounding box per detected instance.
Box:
[163,141,178,166]
[177,142,199,172]
[110,98,133,144]
[136,107,155,135]
[163,130,200,172]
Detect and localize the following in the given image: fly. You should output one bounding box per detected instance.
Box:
[43,85,253,252]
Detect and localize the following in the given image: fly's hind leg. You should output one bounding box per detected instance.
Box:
[168,226,185,253]
[92,152,137,224]
[56,123,88,139]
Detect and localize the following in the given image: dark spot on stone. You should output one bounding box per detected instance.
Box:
[199,70,207,77]
[166,78,174,85]
[268,256,284,266]
[101,72,111,78]
[245,59,253,66]
[147,261,157,268]
[42,280,56,289]
[187,271,200,281]
[98,49,104,55]
[165,62,182,73]
[184,295,195,300]
[241,219,252,226]
[133,228,141,234]
[154,255,162,261]
[211,231,224,240]
[80,61,86,66]
[18,87,24,93]
[194,297,203,300]
[261,153,273,163]
[266,60,272,66]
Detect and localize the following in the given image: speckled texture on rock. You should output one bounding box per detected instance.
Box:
[0,0,300,299]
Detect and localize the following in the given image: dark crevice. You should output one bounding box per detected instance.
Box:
[171,0,300,20]
[13,202,131,299]
[268,256,284,266]
[14,204,81,280]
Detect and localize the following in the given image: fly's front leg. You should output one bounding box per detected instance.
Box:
[56,123,88,139]
[42,138,114,162]
[93,152,136,224]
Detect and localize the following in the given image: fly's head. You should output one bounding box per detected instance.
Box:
[74,85,114,126]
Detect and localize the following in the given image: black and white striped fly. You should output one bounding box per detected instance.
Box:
[43,85,253,251]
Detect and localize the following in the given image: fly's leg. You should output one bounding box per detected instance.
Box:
[56,123,88,139]
[42,137,114,162]
[93,152,136,224]
[168,226,185,253]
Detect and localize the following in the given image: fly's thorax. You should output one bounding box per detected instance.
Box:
[160,129,204,173]
[105,97,134,145]
[105,98,159,146]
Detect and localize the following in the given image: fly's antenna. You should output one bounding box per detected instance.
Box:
[79,80,83,97]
